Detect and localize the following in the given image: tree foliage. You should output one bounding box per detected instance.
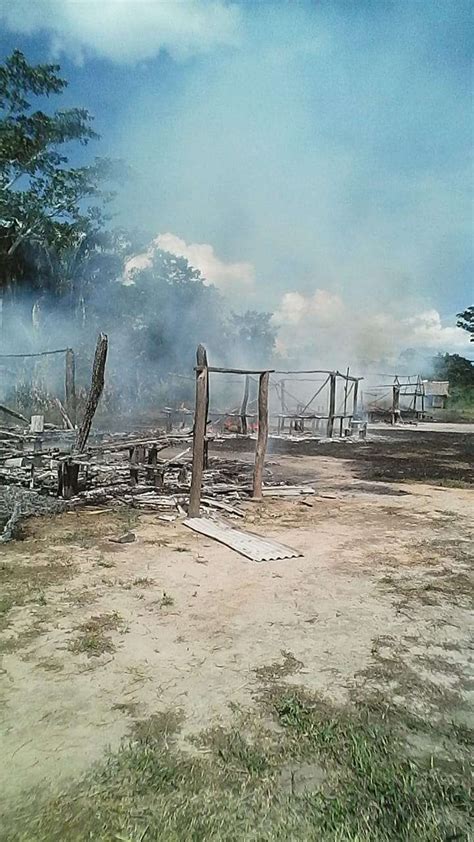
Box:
[0,50,114,292]
[432,353,474,389]
[456,306,474,341]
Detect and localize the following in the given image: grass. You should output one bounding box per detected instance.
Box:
[255,650,304,682]
[0,559,75,632]
[1,688,471,842]
[68,612,124,658]
[160,592,174,607]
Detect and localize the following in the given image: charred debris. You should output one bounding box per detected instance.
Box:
[0,336,374,541]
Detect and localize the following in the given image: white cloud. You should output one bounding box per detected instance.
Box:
[272,289,470,366]
[0,0,240,63]
[124,231,255,290]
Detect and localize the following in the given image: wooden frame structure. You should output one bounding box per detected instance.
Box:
[271,369,362,439]
[364,375,425,424]
[188,345,274,516]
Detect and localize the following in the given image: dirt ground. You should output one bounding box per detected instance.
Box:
[0,424,472,820]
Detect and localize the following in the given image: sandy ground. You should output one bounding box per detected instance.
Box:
[0,436,472,812]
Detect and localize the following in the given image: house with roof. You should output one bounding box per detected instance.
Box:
[422,380,449,409]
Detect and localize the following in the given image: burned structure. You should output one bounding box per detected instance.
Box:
[1,336,366,541]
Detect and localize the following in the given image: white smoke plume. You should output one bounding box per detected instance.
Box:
[0,0,240,63]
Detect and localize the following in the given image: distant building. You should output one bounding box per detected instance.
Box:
[423,380,449,409]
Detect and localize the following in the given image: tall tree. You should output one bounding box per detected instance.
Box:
[0,50,114,296]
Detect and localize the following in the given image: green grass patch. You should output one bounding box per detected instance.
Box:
[2,689,471,841]
[68,611,124,658]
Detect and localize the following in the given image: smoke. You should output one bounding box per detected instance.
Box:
[0,0,240,63]
[1,0,472,398]
[271,291,470,372]
[108,0,471,371]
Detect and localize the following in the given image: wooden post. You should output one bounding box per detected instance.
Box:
[75,333,108,453]
[65,348,76,427]
[252,371,269,499]
[240,374,250,435]
[326,372,336,437]
[280,379,286,431]
[189,344,208,517]
[60,458,79,499]
[341,367,349,437]
[391,382,400,425]
[353,380,359,418]
[147,445,158,486]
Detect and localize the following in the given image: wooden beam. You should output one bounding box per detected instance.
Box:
[326,372,336,437]
[188,344,208,517]
[0,403,28,424]
[197,366,274,375]
[252,371,269,499]
[65,348,76,427]
[75,333,108,453]
[240,374,250,435]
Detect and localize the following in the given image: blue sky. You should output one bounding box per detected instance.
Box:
[0,0,472,362]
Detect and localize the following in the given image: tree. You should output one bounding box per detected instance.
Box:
[432,353,474,389]
[0,50,114,295]
[456,306,474,341]
[228,310,276,366]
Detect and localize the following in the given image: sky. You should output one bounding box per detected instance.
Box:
[0,0,472,365]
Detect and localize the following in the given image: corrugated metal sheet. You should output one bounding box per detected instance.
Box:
[183,517,302,562]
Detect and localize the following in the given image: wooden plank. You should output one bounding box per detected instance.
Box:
[183,517,302,561]
[30,414,44,433]
[252,371,269,499]
[188,344,208,517]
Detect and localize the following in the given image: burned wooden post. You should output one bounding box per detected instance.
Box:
[252,371,270,499]
[340,367,350,437]
[65,348,76,427]
[391,379,400,425]
[326,372,336,437]
[75,333,108,453]
[353,379,359,418]
[280,379,286,432]
[59,458,79,499]
[147,445,158,486]
[240,374,250,435]
[189,344,208,517]
[130,444,145,486]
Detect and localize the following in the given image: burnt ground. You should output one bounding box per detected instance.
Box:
[321,428,474,486]
[0,422,472,840]
[214,424,474,486]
